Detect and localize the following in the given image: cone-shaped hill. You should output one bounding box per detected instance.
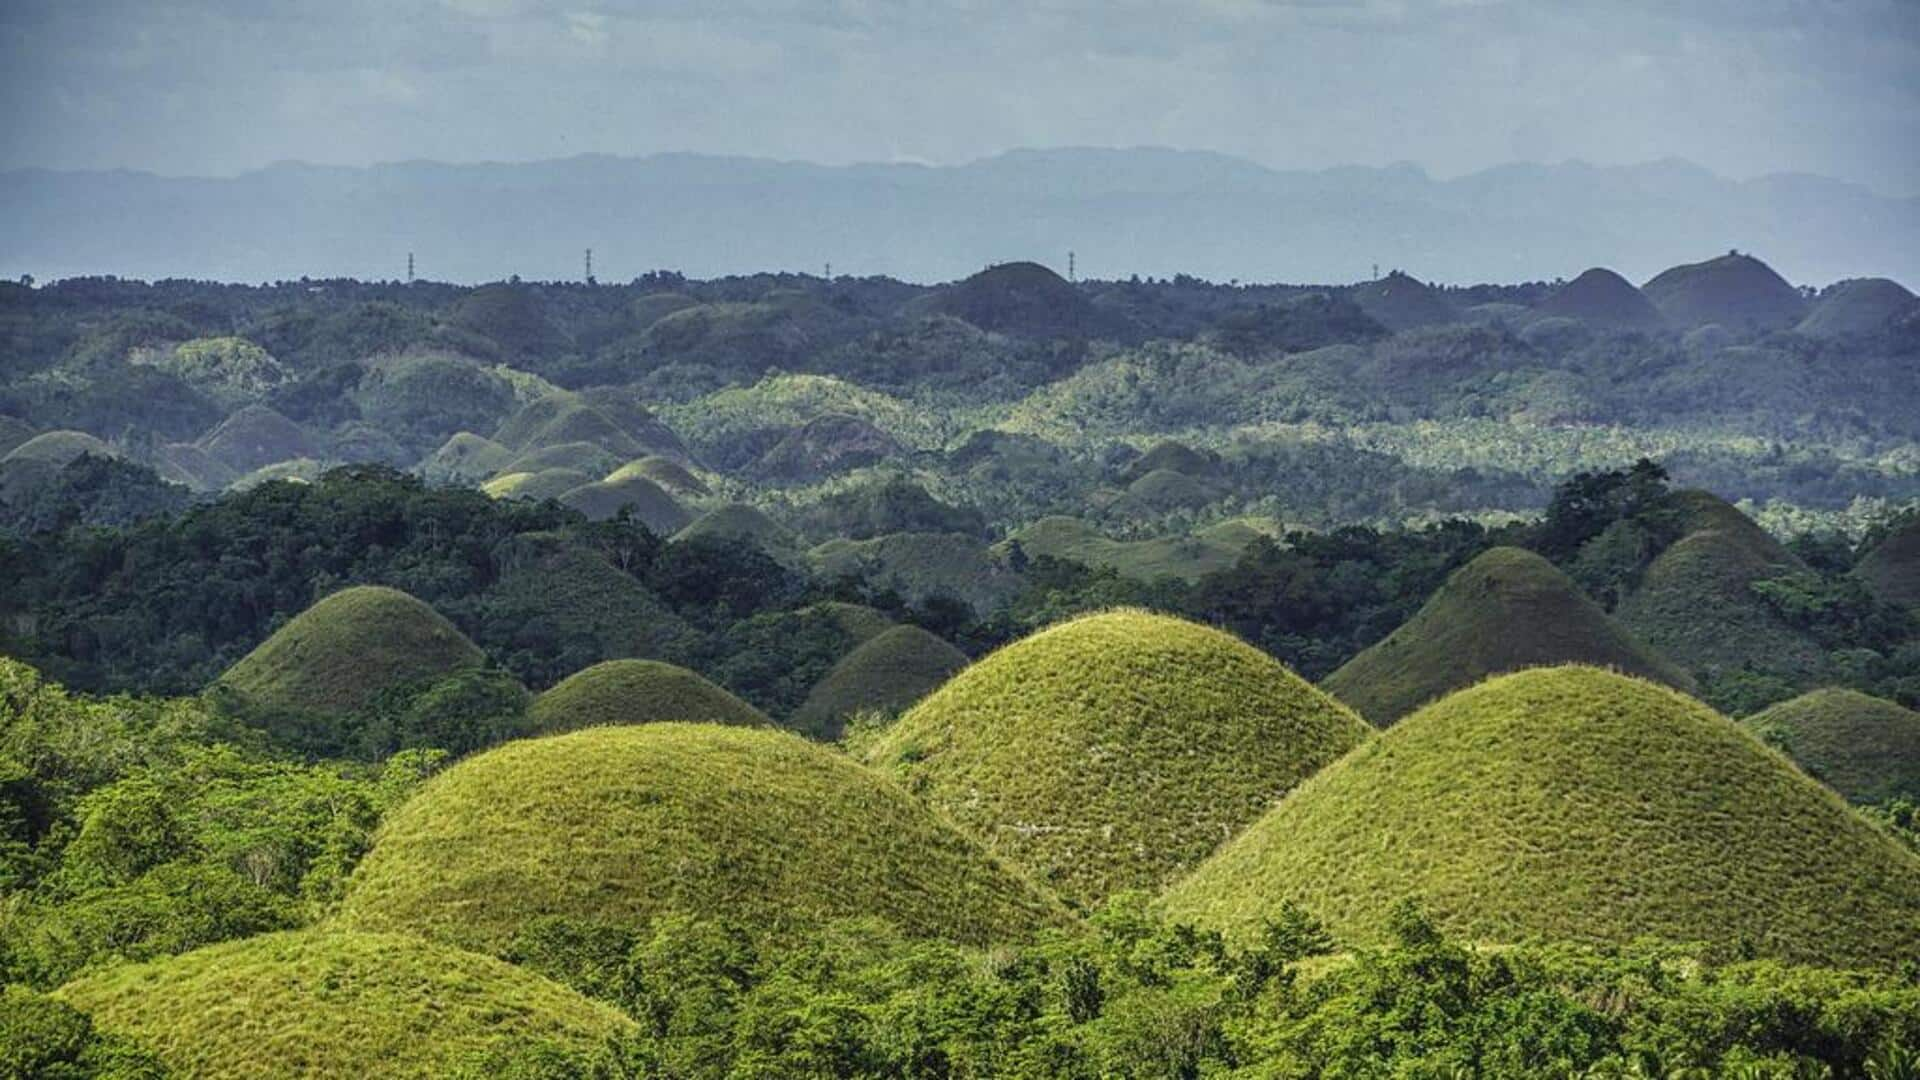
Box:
[339,724,1070,953]
[557,472,690,533]
[198,405,323,473]
[793,624,969,740]
[1744,688,1920,805]
[417,431,512,486]
[1162,666,1920,968]
[1118,440,1216,483]
[1532,267,1664,329]
[1855,517,1920,609]
[861,610,1371,907]
[482,467,592,502]
[1,429,115,466]
[611,454,710,497]
[527,659,767,733]
[1796,278,1919,339]
[1322,547,1694,725]
[1348,271,1458,332]
[674,503,799,558]
[927,261,1118,339]
[1642,251,1807,331]
[218,586,484,717]
[57,930,634,1080]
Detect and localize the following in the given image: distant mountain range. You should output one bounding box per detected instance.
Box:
[4,148,1914,287]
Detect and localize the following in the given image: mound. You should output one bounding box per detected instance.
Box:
[1642,251,1808,331]
[497,439,623,479]
[483,537,699,666]
[218,585,484,717]
[804,600,896,644]
[755,413,903,481]
[339,724,1070,952]
[1533,267,1664,329]
[793,625,969,740]
[809,532,1024,613]
[1118,440,1215,483]
[494,390,684,462]
[59,930,633,1080]
[1125,468,1221,510]
[1009,516,1262,583]
[863,611,1370,906]
[610,454,710,497]
[1348,270,1457,332]
[557,473,690,533]
[1322,547,1695,725]
[448,282,571,357]
[528,658,767,733]
[1617,524,1827,682]
[927,261,1112,339]
[1745,688,1920,804]
[1855,517,1920,609]
[1796,278,1919,338]
[674,503,798,556]
[627,290,700,329]
[327,421,410,467]
[1162,667,1920,967]
[1,429,116,467]
[198,405,324,473]
[229,458,324,491]
[482,467,592,501]
[417,432,513,486]
[153,441,238,491]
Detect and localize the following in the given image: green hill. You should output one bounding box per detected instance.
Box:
[482,537,700,670]
[1855,517,1920,609]
[153,440,238,491]
[218,585,484,717]
[448,282,572,357]
[1125,467,1221,510]
[528,658,768,733]
[1532,267,1664,329]
[793,624,969,739]
[1347,270,1458,331]
[1642,251,1808,331]
[1009,515,1263,583]
[339,724,1070,953]
[57,930,632,1079]
[1744,688,1920,804]
[674,502,799,557]
[862,610,1370,907]
[498,439,623,478]
[1119,440,1216,483]
[808,532,1024,613]
[610,454,710,497]
[482,467,592,501]
[1322,547,1695,725]
[229,457,324,491]
[417,431,513,486]
[926,261,1117,339]
[1796,278,1918,338]
[198,405,323,473]
[805,600,896,644]
[754,413,903,481]
[557,472,690,533]
[1,429,116,467]
[493,390,684,462]
[1162,666,1920,968]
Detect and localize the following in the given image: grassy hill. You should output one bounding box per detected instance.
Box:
[1162,666,1920,968]
[497,439,623,479]
[528,658,768,732]
[809,532,1024,613]
[611,454,710,497]
[1744,688,1920,804]
[154,440,238,490]
[338,723,1070,953]
[483,537,700,673]
[1009,515,1265,583]
[674,502,800,557]
[1855,517,1920,609]
[198,405,323,473]
[1796,277,1918,338]
[1322,546,1695,725]
[925,261,1114,339]
[862,610,1370,907]
[58,930,635,1080]
[1532,267,1664,329]
[1347,270,1457,331]
[1,429,116,466]
[1119,440,1216,482]
[754,413,903,481]
[1642,251,1808,331]
[481,467,592,501]
[218,585,484,717]
[793,624,968,739]
[557,472,690,533]
[417,431,512,486]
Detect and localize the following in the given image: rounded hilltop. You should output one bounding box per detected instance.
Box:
[862,609,1371,908]
[793,623,969,739]
[1744,688,1920,805]
[1322,546,1693,725]
[338,723,1070,953]
[57,930,635,1080]
[527,658,767,733]
[1163,666,1920,968]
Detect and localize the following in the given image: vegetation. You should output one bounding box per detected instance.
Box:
[339,724,1071,954]
[57,930,635,1079]
[526,659,767,733]
[865,610,1371,907]
[1745,688,1920,804]
[791,624,967,739]
[1164,666,1920,968]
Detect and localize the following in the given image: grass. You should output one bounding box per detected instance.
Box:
[673,503,799,557]
[557,472,690,533]
[1008,516,1264,583]
[1322,546,1695,725]
[1796,278,1918,338]
[1617,526,1828,682]
[1162,666,1920,968]
[493,393,643,458]
[1,429,115,466]
[417,431,512,486]
[1120,440,1215,482]
[57,930,634,1080]
[1744,688,1920,804]
[528,658,768,732]
[218,585,484,716]
[1855,517,1920,609]
[1532,267,1663,328]
[154,441,239,491]
[793,625,968,740]
[809,532,1024,613]
[337,724,1072,953]
[483,538,700,669]
[1641,251,1807,330]
[1125,468,1220,510]
[610,455,710,496]
[498,439,622,478]
[197,404,322,473]
[862,610,1371,908]
[482,467,592,501]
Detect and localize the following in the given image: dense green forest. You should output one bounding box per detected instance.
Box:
[5,257,1920,1077]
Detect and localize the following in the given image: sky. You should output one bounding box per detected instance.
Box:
[2,0,1917,195]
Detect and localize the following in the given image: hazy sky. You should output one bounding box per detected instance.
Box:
[3,0,1917,194]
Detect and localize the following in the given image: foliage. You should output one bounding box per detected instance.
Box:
[527,659,767,733]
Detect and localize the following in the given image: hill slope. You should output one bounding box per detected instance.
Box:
[1642,251,1808,330]
[218,585,484,716]
[862,610,1370,907]
[1855,517,1920,609]
[1796,277,1918,338]
[792,624,969,739]
[528,658,767,732]
[58,930,635,1080]
[1532,267,1664,329]
[1162,666,1920,968]
[1744,688,1920,804]
[1322,547,1694,725]
[340,723,1069,953]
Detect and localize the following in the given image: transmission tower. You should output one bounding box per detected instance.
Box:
[1068,251,1076,282]
[407,252,414,283]
[585,248,595,284]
